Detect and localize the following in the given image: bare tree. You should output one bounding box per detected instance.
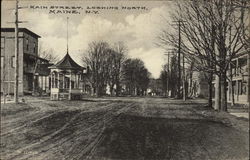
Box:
[38,43,59,63]
[32,43,59,95]
[158,0,248,111]
[108,42,127,96]
[82,41,111,96]
[160,64,168,96]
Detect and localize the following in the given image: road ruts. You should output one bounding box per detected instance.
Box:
[3,101,136,160]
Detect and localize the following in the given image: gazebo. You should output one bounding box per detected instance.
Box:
[49,53,86,100]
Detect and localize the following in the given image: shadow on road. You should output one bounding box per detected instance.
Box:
[90,114,249,160]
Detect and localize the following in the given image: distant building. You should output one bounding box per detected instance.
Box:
[147,78,163,96]
[189,71,209,98]
[1,28,50,95]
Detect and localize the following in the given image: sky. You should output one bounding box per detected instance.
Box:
[1,0,175,78]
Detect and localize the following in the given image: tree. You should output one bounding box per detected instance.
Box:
[107,42,127,96]
[169,55,179,97]
[32,43,59,95]
[82,41,111,96]
[159,64,168,96]
[122,58,150,96]
[158,0,248,111]
[38,43,59,63]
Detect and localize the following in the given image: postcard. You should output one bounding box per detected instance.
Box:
[1,0,249,160]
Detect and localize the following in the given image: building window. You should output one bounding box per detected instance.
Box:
[238,80,243,95]
[242,81,247,95]
[239,57,247,74]
[33,42,36,53]
[231,60,236,76]
[1,37,5,54]
[26,38,29,50]
[1,56,4,69]
[11,56,15,68]
[1,37,5,48]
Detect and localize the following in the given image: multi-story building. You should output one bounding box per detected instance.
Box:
[187,48,249,105]
[227,49,249,104]
[1,28,50,95]
[210,49,249,104]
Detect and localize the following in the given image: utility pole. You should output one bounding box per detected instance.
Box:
[8,0,28,103]
[164,52,170,97]
[164,50,174,98]
[172,20,186,99]
[246,4,250,110]
[177,20,181,99]
[247,3,250,114]
[167,51,170,97]
[183,50,186,101]
[14,0,19,103]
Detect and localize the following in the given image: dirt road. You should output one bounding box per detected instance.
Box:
[1,97,249,160]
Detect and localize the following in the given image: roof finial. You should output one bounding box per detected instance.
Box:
[67,17,69,54]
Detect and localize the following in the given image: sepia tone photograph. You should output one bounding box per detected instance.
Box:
[0,0,249,159]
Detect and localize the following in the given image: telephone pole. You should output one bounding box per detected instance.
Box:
[11,0,27,103]
[14,0,19,103]
[164,52,171,97]
[172,19,186,99]
[164,50,174,97]
[182,50,186,101]
[177,20,181,99]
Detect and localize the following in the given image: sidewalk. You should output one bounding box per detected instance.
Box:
[229,112,249,119]
[228,107,249,119]
[1,96,50,104]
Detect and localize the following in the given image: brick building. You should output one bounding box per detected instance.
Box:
[1,28,50,95]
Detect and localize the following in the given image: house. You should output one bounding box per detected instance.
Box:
[209,49,249,104]
[227,49,249,104]
[147,78,163,96]
[189,71,209,98]
[1,28,50,95]
[187,49,249,105]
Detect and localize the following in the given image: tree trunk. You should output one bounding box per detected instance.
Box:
[110,84,114,96]
[220,72,227,112]
[91,87,94,96]
[96,87,100,97]
[228,65,235,106]
[230,81,235,106]
[208,82,213,108]
[208,72,213,108]
[115,81,120,96]
[214,74,221,110]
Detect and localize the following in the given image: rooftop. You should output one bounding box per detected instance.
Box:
[49,53,85,70]
[1,28,41,38]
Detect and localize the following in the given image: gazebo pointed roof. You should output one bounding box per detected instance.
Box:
[49,52,85,70]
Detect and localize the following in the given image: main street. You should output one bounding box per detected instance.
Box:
[1,97,249,160]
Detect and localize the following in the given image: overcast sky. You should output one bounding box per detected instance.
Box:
[1,0,175,78]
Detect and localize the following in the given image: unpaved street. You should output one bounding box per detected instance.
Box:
[1,97,249,160]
